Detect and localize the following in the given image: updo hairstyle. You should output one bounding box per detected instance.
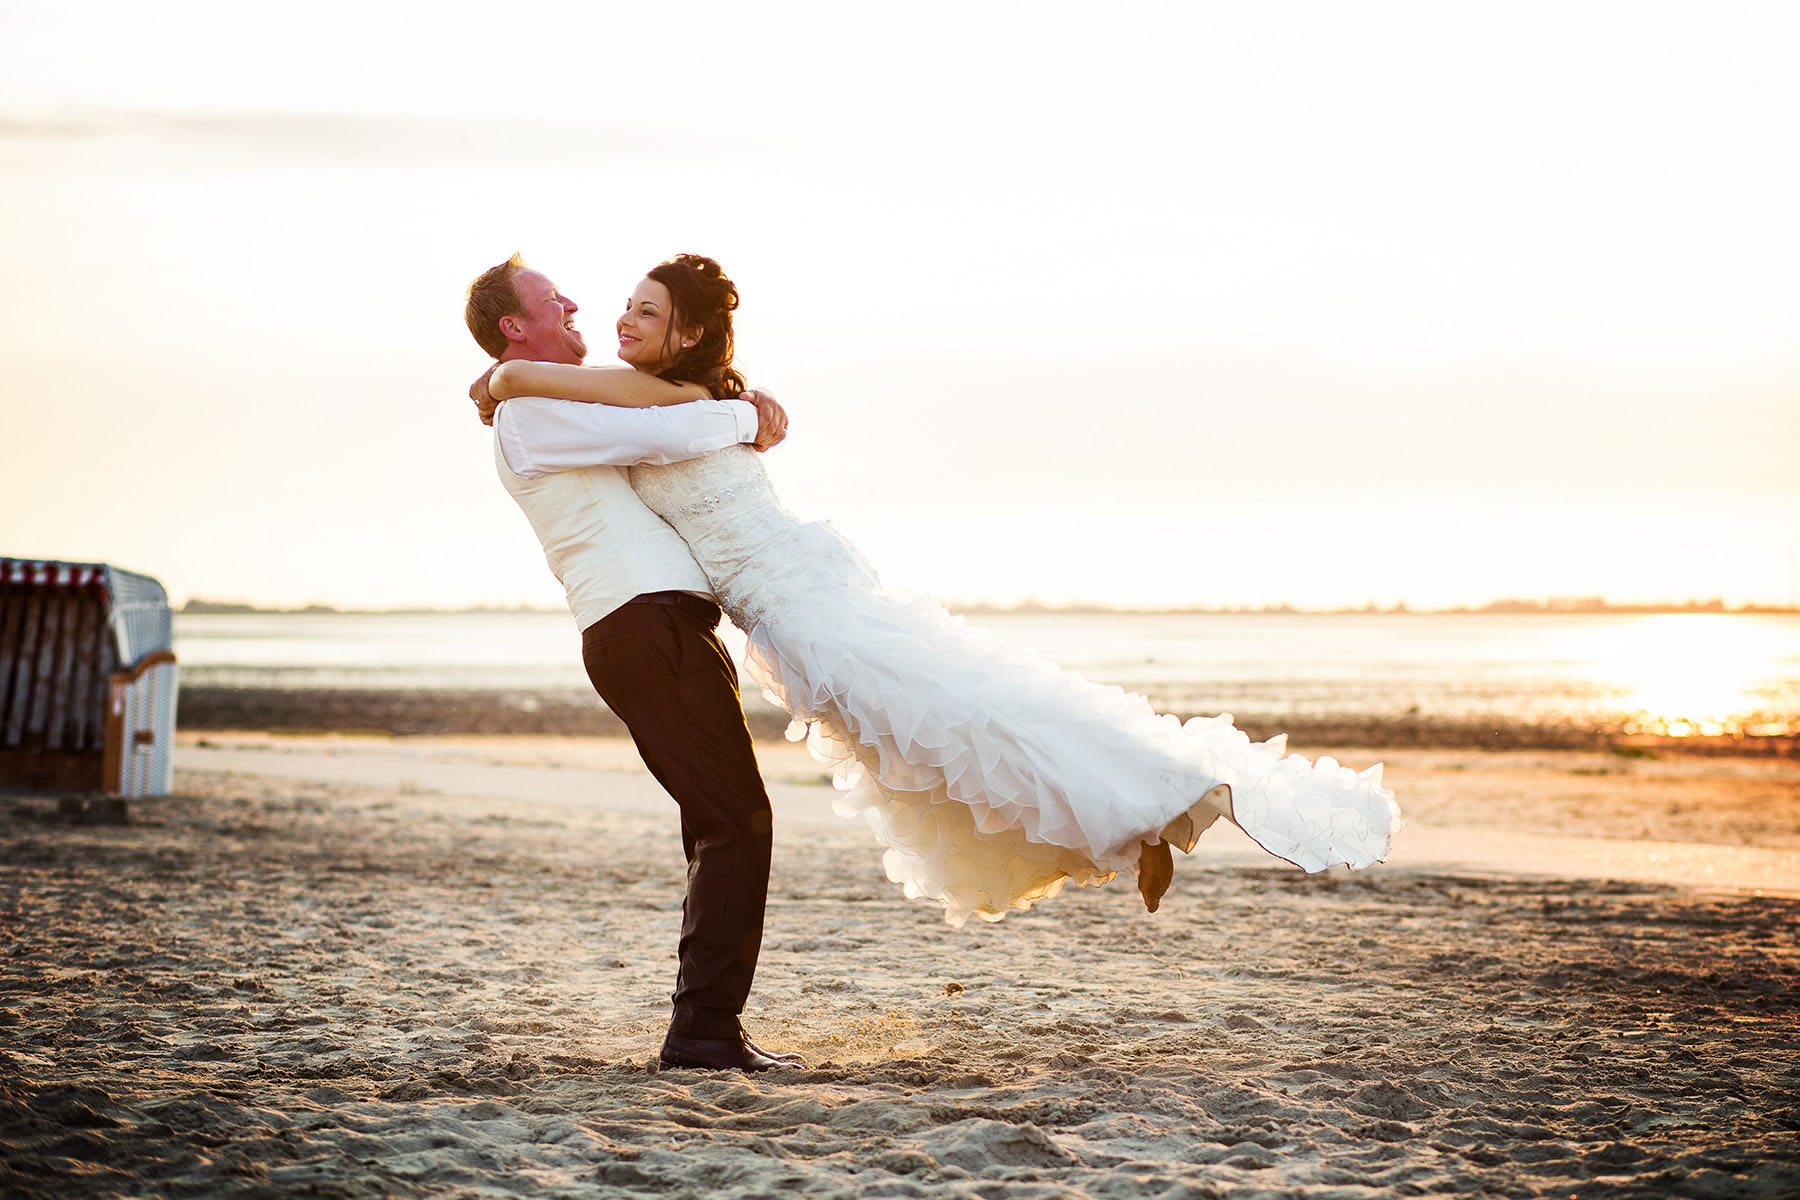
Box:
[646,253,746,398]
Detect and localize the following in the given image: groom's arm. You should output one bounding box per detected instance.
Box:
[495,395,760,478]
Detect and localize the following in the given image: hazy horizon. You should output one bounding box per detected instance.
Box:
[4,2,1796,613]
[159,593,1798,616]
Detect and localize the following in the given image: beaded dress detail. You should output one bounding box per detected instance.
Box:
[631,447,1402,926]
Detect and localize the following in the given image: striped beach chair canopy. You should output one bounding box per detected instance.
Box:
[1,558,178,797]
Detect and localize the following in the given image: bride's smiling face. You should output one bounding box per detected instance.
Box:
[616,278,698,372]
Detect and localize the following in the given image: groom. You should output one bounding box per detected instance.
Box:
[464,255,798,1072]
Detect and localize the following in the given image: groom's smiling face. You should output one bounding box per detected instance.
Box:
[506,270,587,364]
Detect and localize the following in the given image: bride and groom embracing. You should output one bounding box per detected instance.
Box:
[462,253,1401,1074]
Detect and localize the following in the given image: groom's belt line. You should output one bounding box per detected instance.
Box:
[631,591,722,623]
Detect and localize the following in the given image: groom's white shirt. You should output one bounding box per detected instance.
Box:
[493,395,759,630]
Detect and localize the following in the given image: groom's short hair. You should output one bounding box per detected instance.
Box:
[465,253,529,358]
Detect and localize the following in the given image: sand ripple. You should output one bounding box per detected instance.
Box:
[3,769,1797,1198]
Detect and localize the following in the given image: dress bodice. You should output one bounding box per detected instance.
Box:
[630,447,873,630]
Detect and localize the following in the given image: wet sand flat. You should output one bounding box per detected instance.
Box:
[3,739,1798,1199]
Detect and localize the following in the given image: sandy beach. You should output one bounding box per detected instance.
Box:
[4,734,1797,1199]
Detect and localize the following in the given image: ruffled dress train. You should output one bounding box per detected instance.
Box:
[630,448,1402,927]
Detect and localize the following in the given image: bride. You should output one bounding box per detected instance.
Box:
[475,254,1401,927]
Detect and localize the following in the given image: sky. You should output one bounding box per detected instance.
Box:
[2,0,1797,612]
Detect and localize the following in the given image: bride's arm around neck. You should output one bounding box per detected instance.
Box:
[489,360,710,409]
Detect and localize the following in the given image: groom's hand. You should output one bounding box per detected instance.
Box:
[471,364,501,426]
[744,389,788,452]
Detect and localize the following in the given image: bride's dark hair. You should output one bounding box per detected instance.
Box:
[647,253,746,399]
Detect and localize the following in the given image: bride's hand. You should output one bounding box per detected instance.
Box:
[470,363,502,426]
[743,388,788,451]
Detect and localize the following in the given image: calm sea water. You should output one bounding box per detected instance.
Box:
[175,610,1800,737]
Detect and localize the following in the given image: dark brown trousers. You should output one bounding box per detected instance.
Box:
[580,592,772,1041]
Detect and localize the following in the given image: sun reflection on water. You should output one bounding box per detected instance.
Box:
[1590,614,1796,737]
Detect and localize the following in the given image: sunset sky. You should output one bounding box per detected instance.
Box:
[3,1,1796,611]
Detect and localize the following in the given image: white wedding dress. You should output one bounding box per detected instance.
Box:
[631,446,1402,927]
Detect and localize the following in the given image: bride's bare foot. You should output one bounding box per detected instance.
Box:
[1137,840,1174,913]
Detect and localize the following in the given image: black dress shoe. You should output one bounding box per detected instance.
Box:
[660,1032,803,1073]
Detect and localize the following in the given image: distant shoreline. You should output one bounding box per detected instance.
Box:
[175,685,1799,757]
[177,600,1800,618]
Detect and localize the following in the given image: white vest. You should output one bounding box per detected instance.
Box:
[494,434,711,631]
